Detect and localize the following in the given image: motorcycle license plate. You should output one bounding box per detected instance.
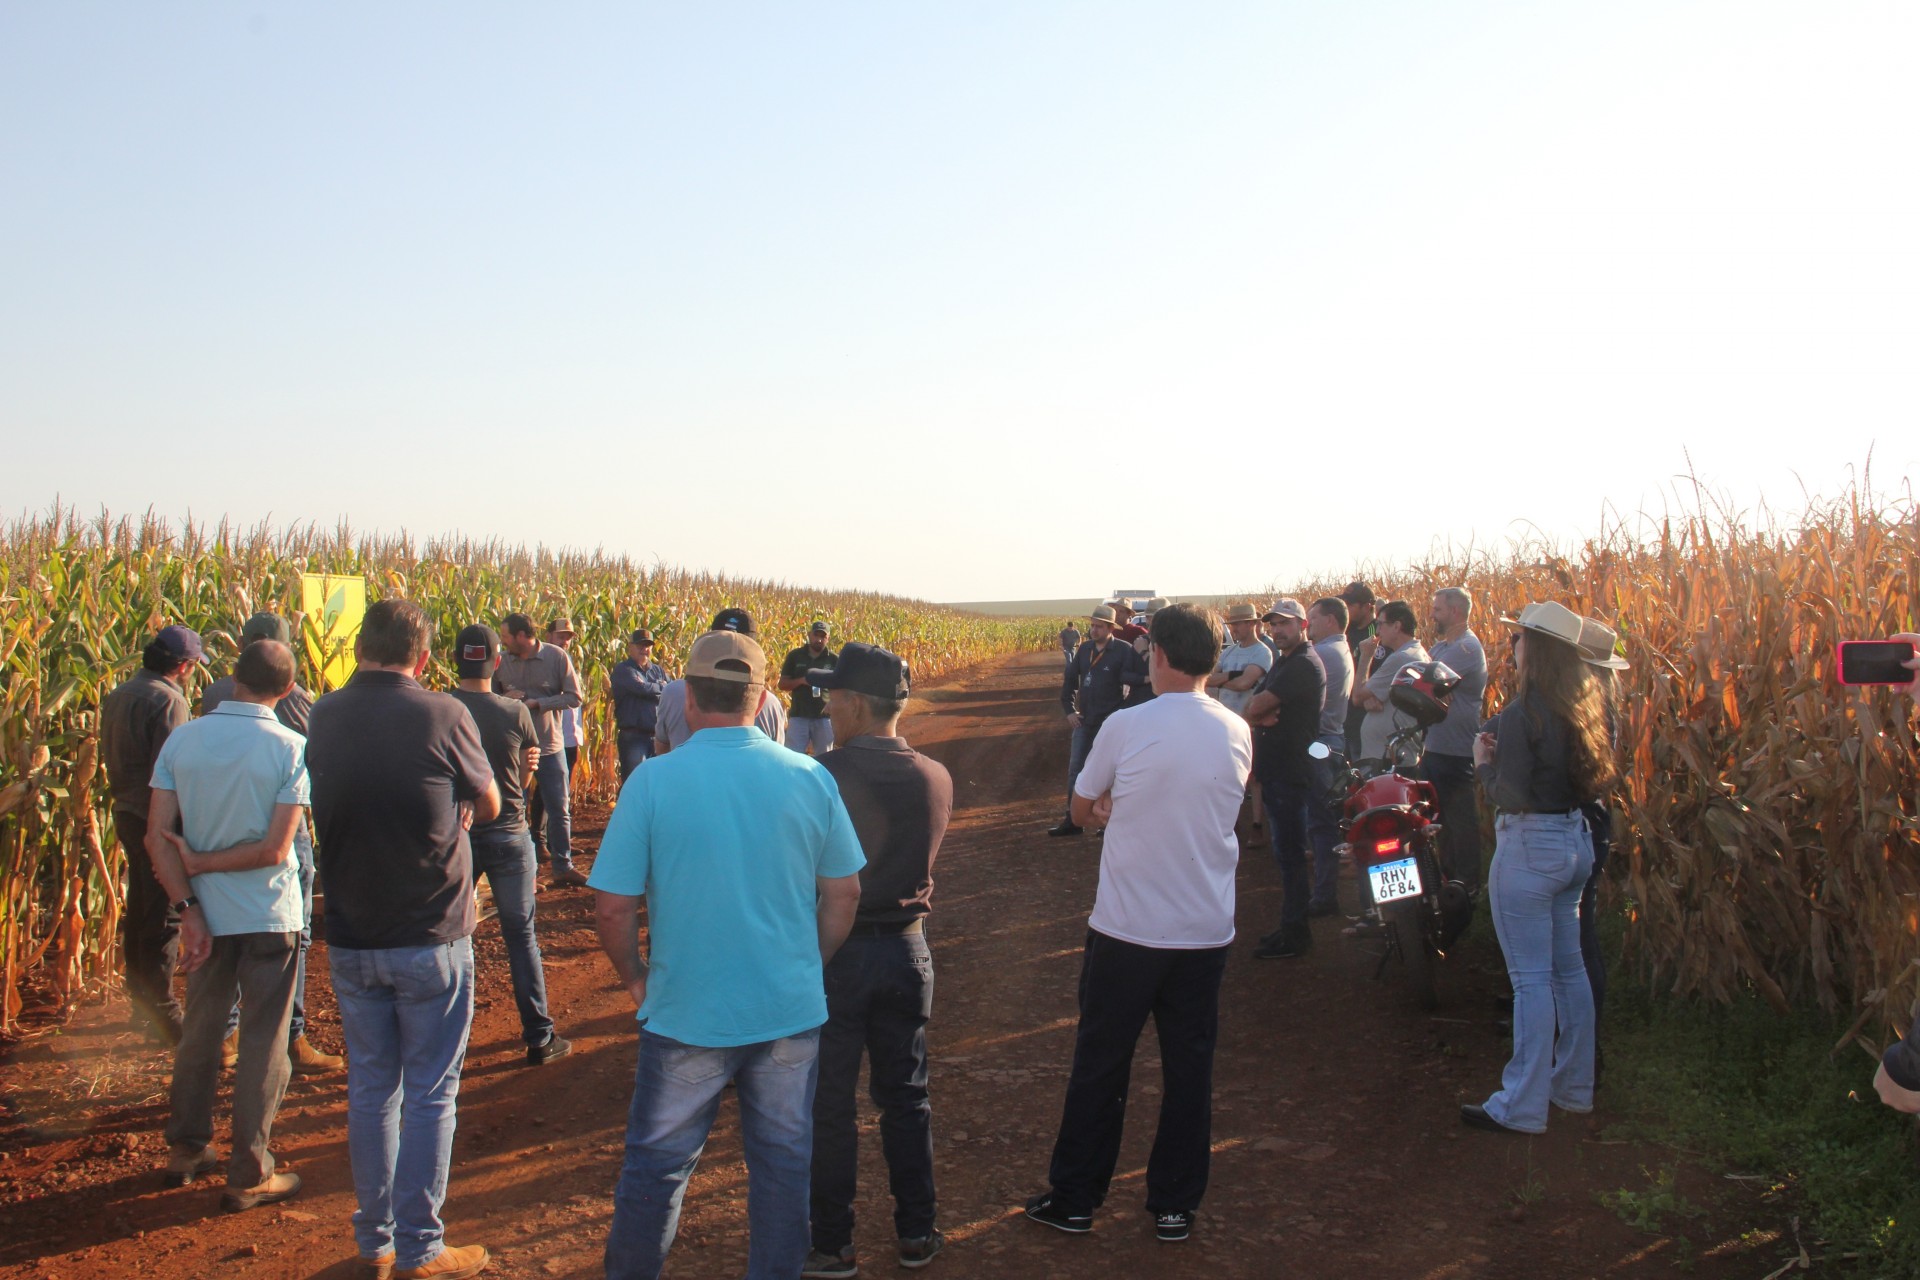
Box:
[1367,857,1423,904]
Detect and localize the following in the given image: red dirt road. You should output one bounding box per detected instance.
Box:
[1,650,1788,1278]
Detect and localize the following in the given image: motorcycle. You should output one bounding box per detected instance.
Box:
[1321,660,1471,1010]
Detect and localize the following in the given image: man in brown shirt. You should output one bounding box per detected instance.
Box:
[802,642,953,1277]
[100,624,205,1043]
[493,612,586,886]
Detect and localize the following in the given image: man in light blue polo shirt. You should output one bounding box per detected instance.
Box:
[143,640,309,1213]
[591,629,864,1280]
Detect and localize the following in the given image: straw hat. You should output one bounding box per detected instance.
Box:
[1090,604,1119,625]
[1576,617,1631,671]
[1223,602,1260,625]
[1498,601,1585,647]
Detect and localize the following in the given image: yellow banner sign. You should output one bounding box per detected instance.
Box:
[300,573,367,692]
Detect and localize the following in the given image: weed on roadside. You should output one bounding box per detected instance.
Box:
[1598,975,1920,1271]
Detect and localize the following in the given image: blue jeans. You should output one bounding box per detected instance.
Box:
[617,731,655,784]
[1305,748,1344,908]
[784,716,834,755]
[1483,813,1595,1133]
[811,933,936,1254]
[1261,776,1313,934]
[470,829,553,1048]
[607,1027,821,1280]
[226,823,314,1041]
[1063,721,1096,823]
[533,752,573,872]
[330,938,476,1271]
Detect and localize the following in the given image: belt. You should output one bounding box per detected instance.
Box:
[1502,807,1575,816]
[845,918,925,937]
[616,727,652,737]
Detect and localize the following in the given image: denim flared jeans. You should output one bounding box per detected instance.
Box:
[1482,811,1595,1133]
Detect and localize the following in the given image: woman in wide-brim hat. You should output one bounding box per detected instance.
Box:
[1461,602,1617,1135]
[1572,615,1630,1078]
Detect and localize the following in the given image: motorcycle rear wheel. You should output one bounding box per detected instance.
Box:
[1387,902,1439,1011]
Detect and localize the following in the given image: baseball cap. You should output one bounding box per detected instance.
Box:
[547,616,575,635]
[1339,581,1375,605]
[628,628,655,646]
[1263,598,1307,623]
[809,641,909,699]
[152,625,206,664]
[455,624,500,678]
[686,631,767,684]
[241,612,291,645]
[710,607,758,636]
[809,620,830,636]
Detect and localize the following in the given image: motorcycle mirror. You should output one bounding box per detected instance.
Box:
[1307,741,1332,760]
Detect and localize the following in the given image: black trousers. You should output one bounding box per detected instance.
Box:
[116,811,181,1025]
[1420,751,1483,892]
[1046,930,1228,1216]
[810,931,936,1253]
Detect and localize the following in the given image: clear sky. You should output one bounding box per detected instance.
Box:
[3,3,1915,602]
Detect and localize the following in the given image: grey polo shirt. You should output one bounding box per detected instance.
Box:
[1427,630,1488,757]
[1312,635,1353,745]
[492,640,582,756]
[1359,639,1431,761]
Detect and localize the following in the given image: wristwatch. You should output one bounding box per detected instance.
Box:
[171,895,200,913]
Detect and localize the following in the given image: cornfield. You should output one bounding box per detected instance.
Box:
[1273,480,1920,1058]
[0,506,1055,1031]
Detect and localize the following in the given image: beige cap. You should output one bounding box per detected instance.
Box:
[685,631,767,684]
[1499,601,1585,647]
[1264,598,1308,624]
[1577,617,1631,671]
[1224,602,1260,624]
[1090,604,1118,625]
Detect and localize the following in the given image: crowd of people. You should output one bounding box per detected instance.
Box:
[92,591,1920,1278]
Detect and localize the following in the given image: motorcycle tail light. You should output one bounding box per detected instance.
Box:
[1373,838,1402,856]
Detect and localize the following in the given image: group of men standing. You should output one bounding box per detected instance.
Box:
[102,600,944,1279]
[1031,589,1488,1239]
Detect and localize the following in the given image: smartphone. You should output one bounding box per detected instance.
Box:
[1837,640,1916,686]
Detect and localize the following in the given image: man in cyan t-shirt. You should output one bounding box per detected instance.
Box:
[590,630,864,1279]
[1022,604,1252,1247]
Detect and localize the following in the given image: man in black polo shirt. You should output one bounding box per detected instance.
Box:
[800,643,952,1278]
[1241,599,1327,960]
[778,620,839,755]
[306,600,499,1280]
[451,624,570,1068]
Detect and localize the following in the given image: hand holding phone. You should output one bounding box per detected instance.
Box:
[1837,639,1919,689]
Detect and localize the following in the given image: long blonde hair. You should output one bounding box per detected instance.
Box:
[1516,630,1617,803]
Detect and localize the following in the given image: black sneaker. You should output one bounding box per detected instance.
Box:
[1023,1192,1092,1234]
[1254,930,1312,959]
[1046,823,1084,837]
[897,1229,944,1269]
[1154,1210,1192,1242]
[526,1034,573,1066]
[799,1247,857,1278]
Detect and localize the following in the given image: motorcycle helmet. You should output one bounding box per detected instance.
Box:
[1387,660,1462,729]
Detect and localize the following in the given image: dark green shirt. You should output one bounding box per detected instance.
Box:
[782,646,838,719]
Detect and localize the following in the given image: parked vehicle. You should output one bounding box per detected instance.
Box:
[1325,660,1469,1009]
